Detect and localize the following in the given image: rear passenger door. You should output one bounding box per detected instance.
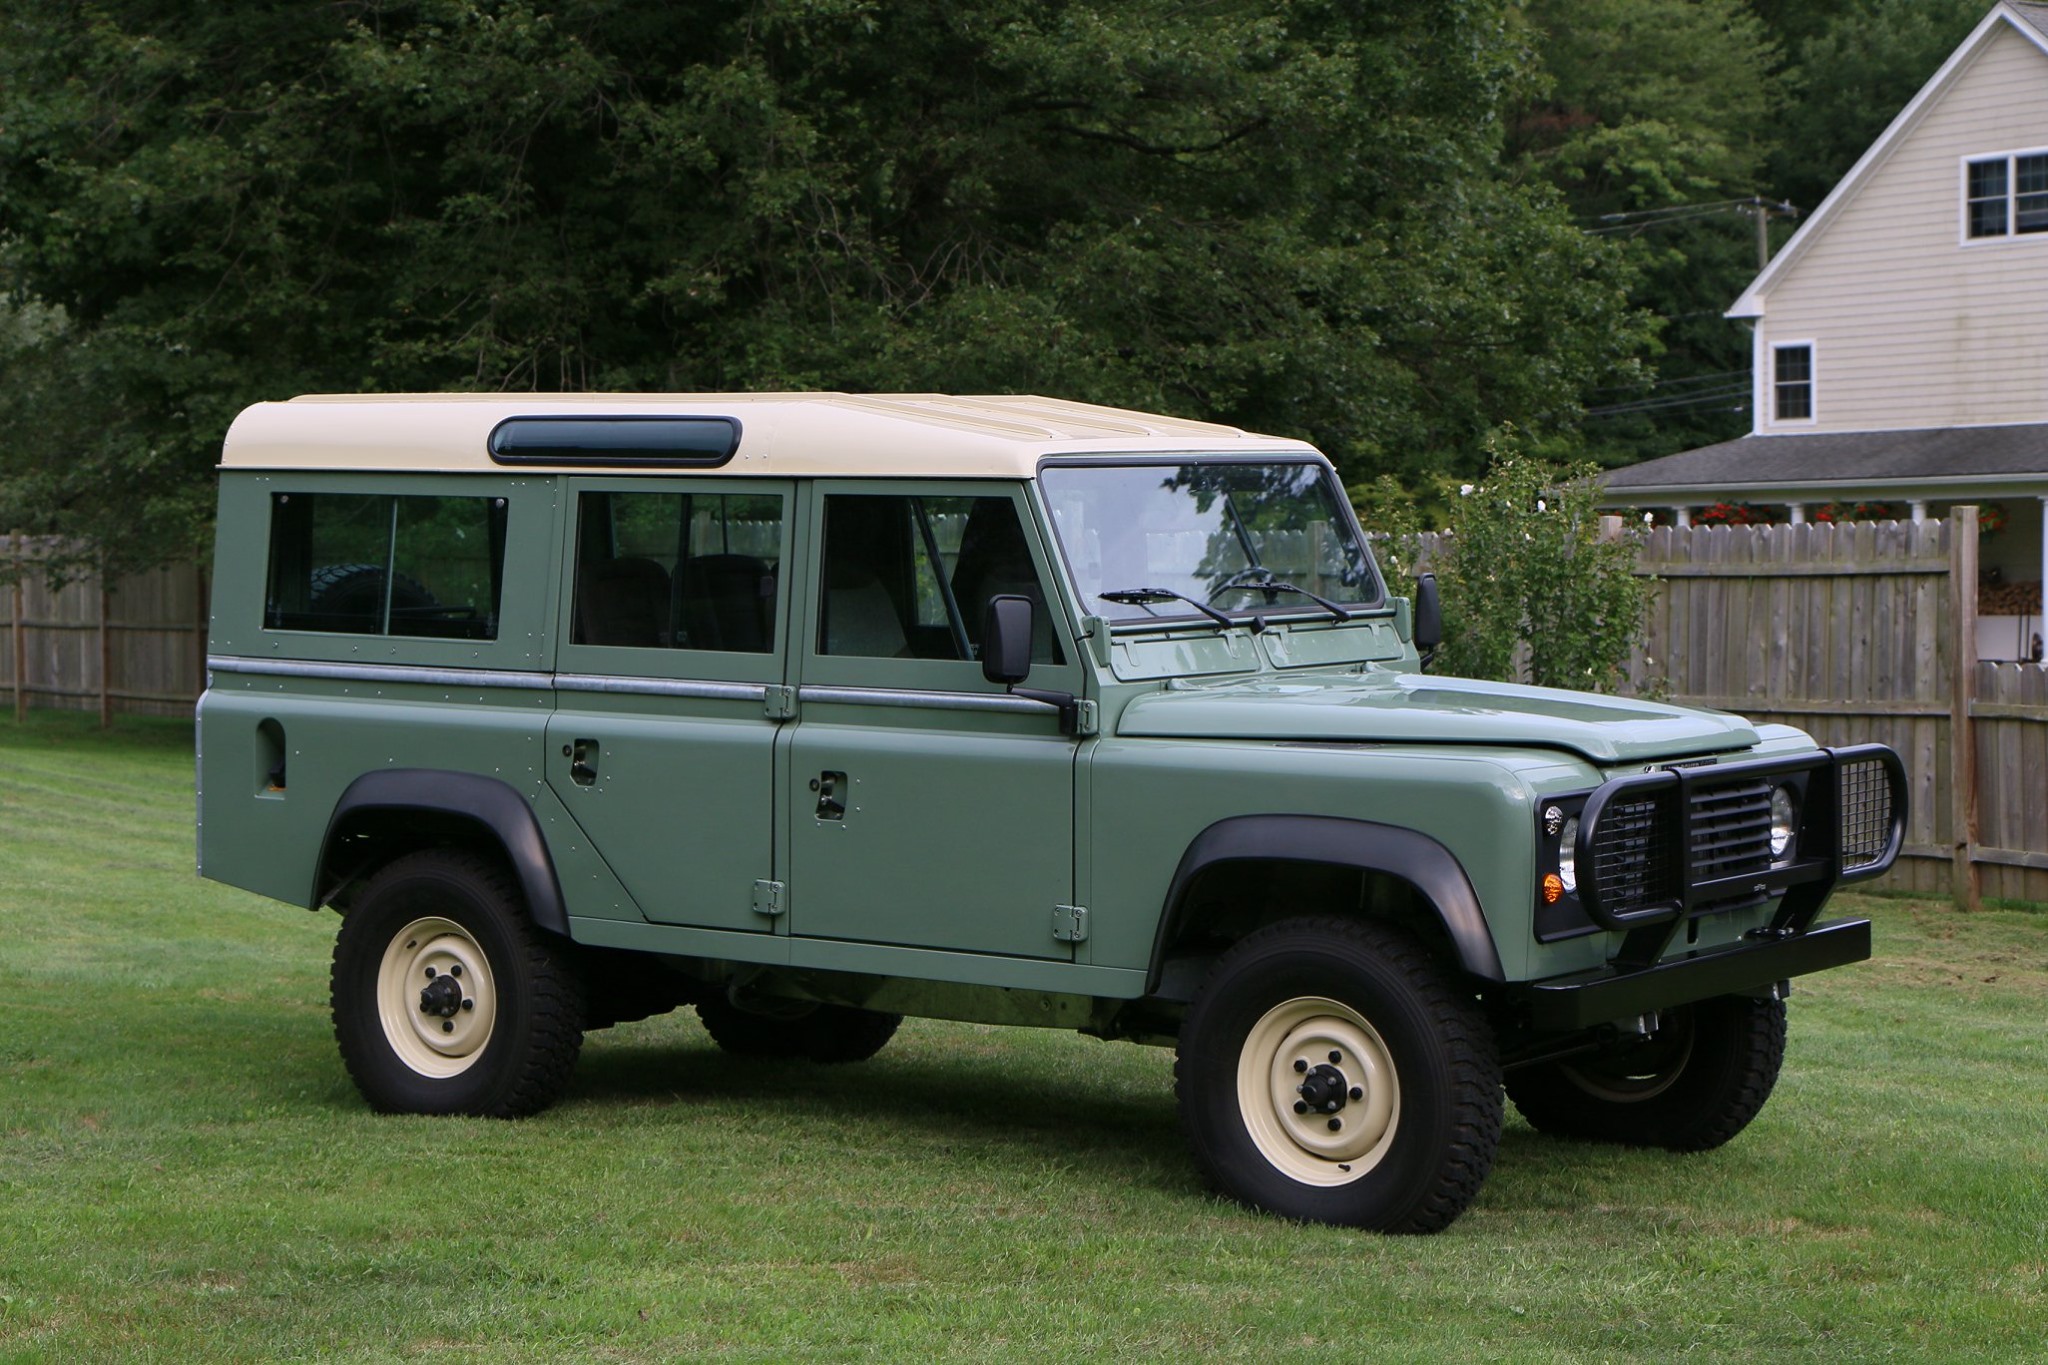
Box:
[545,479,794,932]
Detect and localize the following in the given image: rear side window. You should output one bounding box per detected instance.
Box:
[571,490,784,652]
[265,493,507,639]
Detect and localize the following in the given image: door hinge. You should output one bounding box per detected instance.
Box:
[763,684,797,720]
[1052,903,1089,942]
[751,879,786,918]
[1073,700,1099,737]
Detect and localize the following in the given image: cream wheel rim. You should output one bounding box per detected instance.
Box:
[1236,996,1400,1186]
[376,916,498,1078]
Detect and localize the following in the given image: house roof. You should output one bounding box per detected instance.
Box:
[1598,424,2048,504]
[2012,0,2048,42]
[220,392,1317,477]
[1727,1,2048,319]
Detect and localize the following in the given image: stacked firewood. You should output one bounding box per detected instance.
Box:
[1979,578,2043,615]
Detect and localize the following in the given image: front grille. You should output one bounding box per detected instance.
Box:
[1689,778,1774,904]
[1839,759,1895,870]
[1589,790,1678,915]
[1572,743,1905,935]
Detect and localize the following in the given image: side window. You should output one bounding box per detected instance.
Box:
[265,492,506,639]
[817,493,1063,664]
[571,490,783,652]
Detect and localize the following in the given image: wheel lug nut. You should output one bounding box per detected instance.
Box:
[1350,1086,1363,1101]
[1293,1059,1308,1074]
[1327,1118,1342,1132]
[462,999,474,1011]
[441,1020,454,1033]
[1293,1101,1308,1114]
[1328,1050,1341,1064]
[424,967,436,979]
[450,965,463,978]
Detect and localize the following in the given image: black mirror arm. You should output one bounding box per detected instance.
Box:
[1010,685,1081,736]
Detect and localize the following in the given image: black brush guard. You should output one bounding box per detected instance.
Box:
[1515,744,1907,1031]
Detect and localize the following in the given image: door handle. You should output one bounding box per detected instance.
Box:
[567,738,599,786]
[811,770,846,820]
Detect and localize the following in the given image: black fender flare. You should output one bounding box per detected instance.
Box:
[1147,815,1505,991]
[317,769,569,936]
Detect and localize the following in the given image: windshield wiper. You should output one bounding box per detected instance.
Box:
[1100,586,1237,630]
[1251,579,1354,622]
[1210,567,1354,623]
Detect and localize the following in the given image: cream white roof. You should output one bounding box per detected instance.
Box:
[221,392,1322,476]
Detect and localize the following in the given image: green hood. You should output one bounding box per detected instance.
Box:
[1116,670,1758,765]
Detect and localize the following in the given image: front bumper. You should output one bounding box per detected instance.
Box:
[1511,915,1872,1031]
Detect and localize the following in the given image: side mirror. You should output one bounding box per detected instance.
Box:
[1414,573,1442,665]
[981,594,1034,685]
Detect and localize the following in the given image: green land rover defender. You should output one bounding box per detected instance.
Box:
[196,393,1905,1232]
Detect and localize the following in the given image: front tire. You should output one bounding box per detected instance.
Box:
[1175,917,1502,1233]
[1504,994,1786,1151]
[332,850,586,1117]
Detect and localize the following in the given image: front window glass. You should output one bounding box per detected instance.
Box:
[816,493,1064,663]
[1039,461,1380,623]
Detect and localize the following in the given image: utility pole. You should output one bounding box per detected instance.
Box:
[1744,195,1799,269]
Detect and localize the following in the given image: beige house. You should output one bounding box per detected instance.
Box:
[1602,0,2048,659]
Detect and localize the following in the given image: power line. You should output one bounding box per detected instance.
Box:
[1585,384,1749,418]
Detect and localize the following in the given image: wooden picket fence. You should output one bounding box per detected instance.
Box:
[1623,511,2045,904]
[2,536,208,723]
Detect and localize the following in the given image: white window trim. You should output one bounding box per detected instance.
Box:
[1958,145,2048,246]
[1769,339,1817,428]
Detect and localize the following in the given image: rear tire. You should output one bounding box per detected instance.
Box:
[695,996,902,1064]
[1175,917,1502,1232]
[332,850,586,1117]
[1504,994,1785,1151]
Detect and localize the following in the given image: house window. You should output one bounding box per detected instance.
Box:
[1965,152,2048,238]
[1773,344,1813,422]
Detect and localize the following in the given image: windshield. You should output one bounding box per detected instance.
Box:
[1038,460,1382,624]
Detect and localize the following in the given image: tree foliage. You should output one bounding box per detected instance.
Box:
[1508,0,1783,466]
[1425,433,1649,693]
[0,0,1650,573]
[1767,0,1986,216]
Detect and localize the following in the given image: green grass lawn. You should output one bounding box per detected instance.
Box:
[2,713,2044,1362]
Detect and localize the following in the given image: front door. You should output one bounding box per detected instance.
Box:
[784,482,1083,959]
[545,478,794,931]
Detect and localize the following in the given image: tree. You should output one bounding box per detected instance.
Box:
[1426,433,1649,693]
[1508,0,1784,466]
[1767,0,1986,216]
[0,0,1651,573]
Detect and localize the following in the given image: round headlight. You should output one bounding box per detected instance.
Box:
[1769,785,1797,859]
[1557,815,1580,894]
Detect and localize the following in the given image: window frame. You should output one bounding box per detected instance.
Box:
[795,479,1083,694]
[553,475,796,685]
[1959,146,2048,245]
[239,472,548,670]
[1770,341,1817,427]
